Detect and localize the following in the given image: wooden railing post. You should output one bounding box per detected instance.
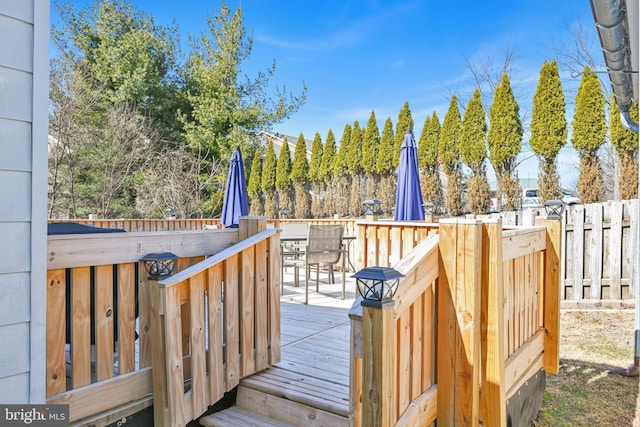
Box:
[437,219,483,426]
[535,217,562,374]
[239,216,267,240]
[349,302,363,427]
[480,220,506,427]
[361,299,395,427]
[149,277,170,427]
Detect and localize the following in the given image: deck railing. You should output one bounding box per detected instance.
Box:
[354,220,439,270]
[151,219,281,427]
[49,217,360,235]
[350,233,440,426]
[45,229,238,424]
[269,218,358,237]
[48,218,222,232]
[351,218,561,426]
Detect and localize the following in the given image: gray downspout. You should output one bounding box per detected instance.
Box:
[590,0,639,374]
[620,108,639,134]
[590,0,638,129]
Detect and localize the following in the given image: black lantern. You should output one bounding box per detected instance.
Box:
[353,266,404,303]
[140,252,178,280]
[362,199,382,216]
[165,207,177,219]
[422,202,436,216]
[279,206,289,219]
[544,199,565,219]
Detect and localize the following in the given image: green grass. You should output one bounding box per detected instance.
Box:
[534,310,638,426]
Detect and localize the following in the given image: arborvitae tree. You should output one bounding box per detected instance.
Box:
[309,132,323,185]
[276,137,293,214]
[362,111,380,175]
[440,95,463,215]
[333,124,352,215]
[318,130,337,216]
[376,118,396,215]
[348,121,363,176]
[291,133,309,185]
[488,73,523,211]
[609,100,639,199]
[460,89,489,214]
[319,130,336,182]
[440,96,461,173]
[247,151,263,215]
[376,117,395,175]
[418,115,435,170]
[361,111,380,200]
[308,132,324,217]
[333,124,351,178]
[394,102,414,167]
[418,111,443,212]
[571,66,606,204]
[262,139,277,192]
[348,121,364,216]
[460,90,487,174]
[530,60,567,202]
[291,133,311,218]
[262,139,278,218]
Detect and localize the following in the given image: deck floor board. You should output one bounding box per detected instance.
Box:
[236,272,358,422]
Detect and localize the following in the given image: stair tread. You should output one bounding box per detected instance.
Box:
[236,386,349,427]
[240,366,350,416]
[200,406,297,427]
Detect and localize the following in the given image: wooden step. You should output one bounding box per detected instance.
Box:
[240,367,350,417]
[199,406,296,427]
[235,385,349,427]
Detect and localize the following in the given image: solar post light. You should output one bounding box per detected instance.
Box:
[422,202,436,222]
[544,199,565,220]
[140,252,178,280]
[362,199,382,219]
[353,266,404,307]
[279,206,289,219]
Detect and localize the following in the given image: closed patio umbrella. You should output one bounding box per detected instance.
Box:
[394,130,425,221]
[221,146,249,228]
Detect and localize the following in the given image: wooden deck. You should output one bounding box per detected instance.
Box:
[201,270,357,426]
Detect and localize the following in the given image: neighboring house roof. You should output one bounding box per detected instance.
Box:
[257,131,312,161]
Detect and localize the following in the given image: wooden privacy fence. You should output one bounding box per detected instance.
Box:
[152,222,281,427]
[479,199,638,302]
[350,218,561,426]
[563,199,638,301]
[45,229,238,424]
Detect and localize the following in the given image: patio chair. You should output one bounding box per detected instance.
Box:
[288,224,346,304]
[280,222,309,292]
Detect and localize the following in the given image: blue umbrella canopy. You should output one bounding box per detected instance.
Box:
[394,130,425,221]
[221,146,249,228]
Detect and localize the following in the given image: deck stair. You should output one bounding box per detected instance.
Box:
[200,367,350,427]
[201,285,354,427]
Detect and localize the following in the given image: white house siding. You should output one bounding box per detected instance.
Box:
[0,1,49,404]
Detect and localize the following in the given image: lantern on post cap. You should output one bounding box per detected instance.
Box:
[362,199,382,221]
[140,252,178,280]
[544,199,565,220]
[353,266,404,306]
[422,202,436,215]
[362,199,382,216]
[279,206,289,219]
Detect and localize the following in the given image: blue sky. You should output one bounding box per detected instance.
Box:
[51,0,604,188]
